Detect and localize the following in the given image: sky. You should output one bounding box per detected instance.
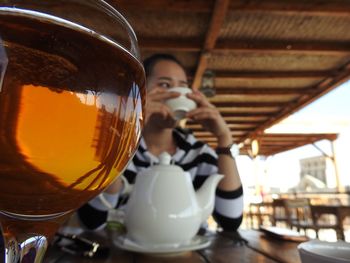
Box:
[292,81,350,119]
[237,80,350,194]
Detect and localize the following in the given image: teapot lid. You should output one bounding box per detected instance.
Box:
[148,152,184,174]
[158,152,172,165]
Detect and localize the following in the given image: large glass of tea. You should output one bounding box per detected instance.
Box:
[0,0,145,262]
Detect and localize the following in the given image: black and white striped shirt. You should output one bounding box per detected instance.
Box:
[78,128,243,231]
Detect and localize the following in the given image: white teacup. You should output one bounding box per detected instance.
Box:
[165,87,196,120]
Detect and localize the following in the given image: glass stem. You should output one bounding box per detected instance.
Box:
[0,211,68,263]
[5,235,48,263]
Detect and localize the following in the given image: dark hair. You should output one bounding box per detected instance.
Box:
[143,53,185,78]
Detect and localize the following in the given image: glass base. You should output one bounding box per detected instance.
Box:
[0,211,70,263]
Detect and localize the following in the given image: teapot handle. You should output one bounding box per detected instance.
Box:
[120,175,133,195]
[98,175,132,210]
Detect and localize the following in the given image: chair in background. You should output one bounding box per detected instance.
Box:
[284,198,342,239]
[246,202,273,229]
[284,198,315,235]
[271,198,290,228]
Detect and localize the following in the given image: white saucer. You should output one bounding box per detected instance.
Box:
[113,235,211,255]
[298,240,350,263]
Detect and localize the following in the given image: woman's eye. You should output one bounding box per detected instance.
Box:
[158,82,171,89]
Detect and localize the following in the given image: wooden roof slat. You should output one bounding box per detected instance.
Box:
[228,0,350,16]
[112,0,214,12]
[215,70,335,79]
[218,108,280,113]
[140,38,350,55]
[190,127,255,132]
[192,55,210,90]
[212,101,288,107]
[241,62,350,142]
[233,133,337,156]
[107,1,348,156]
[192,0,230,89]
[222,120,265,125]
[220,112,274,117]
[201,138,243,143]
[214,87,314,95]
[261,133,338,140]
[199,133,338,155]
[113,0,350,15]
[139,38,201,52]
[187,119,265,125]
[194,131,247,137]
[215,40,350,55]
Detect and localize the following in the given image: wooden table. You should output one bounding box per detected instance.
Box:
[241,229,302,263]
[311,204,350,240]
[43,229,302,263]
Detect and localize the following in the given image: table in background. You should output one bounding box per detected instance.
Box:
[311,204,350,240]
[44,229,302,263]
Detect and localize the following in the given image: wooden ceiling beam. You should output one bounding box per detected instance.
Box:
[260,133,338,140]
[140,38,350,55]
[196,137,243,142]
[194,131,247,137]
[189,127,254,132]
[229,0,350,16]
[215,40,350,55]
[223,119,266,124]
[111,0,350,15]
[215,70,333,79]
[192,55,209,90]
[238,61,350,140]
[213,101,287,107]
[261,140,309,143]
[111,0,214,12]
[214,87,313,95]
[187,119,264,125]
[221,116,269,121]
[139,38,200,52]
[192,0,230,90]
[260,142,300,146]
[187,123,254,129]
[238,133,338,156]
[220,112,274,117]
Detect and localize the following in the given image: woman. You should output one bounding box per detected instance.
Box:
[78,54,244,231]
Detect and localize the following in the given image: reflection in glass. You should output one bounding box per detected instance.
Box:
[0,1,145,262]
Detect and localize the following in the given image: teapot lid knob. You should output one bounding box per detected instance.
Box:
[159,152,172,165]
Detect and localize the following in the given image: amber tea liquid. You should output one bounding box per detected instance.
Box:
[0,10,145,216]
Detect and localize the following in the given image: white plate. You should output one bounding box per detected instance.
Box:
[113,235,211,255]
[259,226,309,242]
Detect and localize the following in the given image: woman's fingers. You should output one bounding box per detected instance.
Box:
[186,105,230,137]
[187,107,219,120]
[186,90,213,108]
[148,88,180,102]
[146,103,177,128]
[145,101,175,123]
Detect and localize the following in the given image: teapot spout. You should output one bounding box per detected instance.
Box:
[196,174,224,222]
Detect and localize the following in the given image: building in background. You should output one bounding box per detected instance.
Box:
[299,156,337,187]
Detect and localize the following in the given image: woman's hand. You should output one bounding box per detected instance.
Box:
[144,87,180,126]
[186,90,231,142]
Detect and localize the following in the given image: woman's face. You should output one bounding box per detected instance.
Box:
[146,60,188,90]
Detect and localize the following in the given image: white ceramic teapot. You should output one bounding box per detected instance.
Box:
[124,152,223,246]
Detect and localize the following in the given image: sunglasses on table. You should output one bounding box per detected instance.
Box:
[52,232,109,259]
